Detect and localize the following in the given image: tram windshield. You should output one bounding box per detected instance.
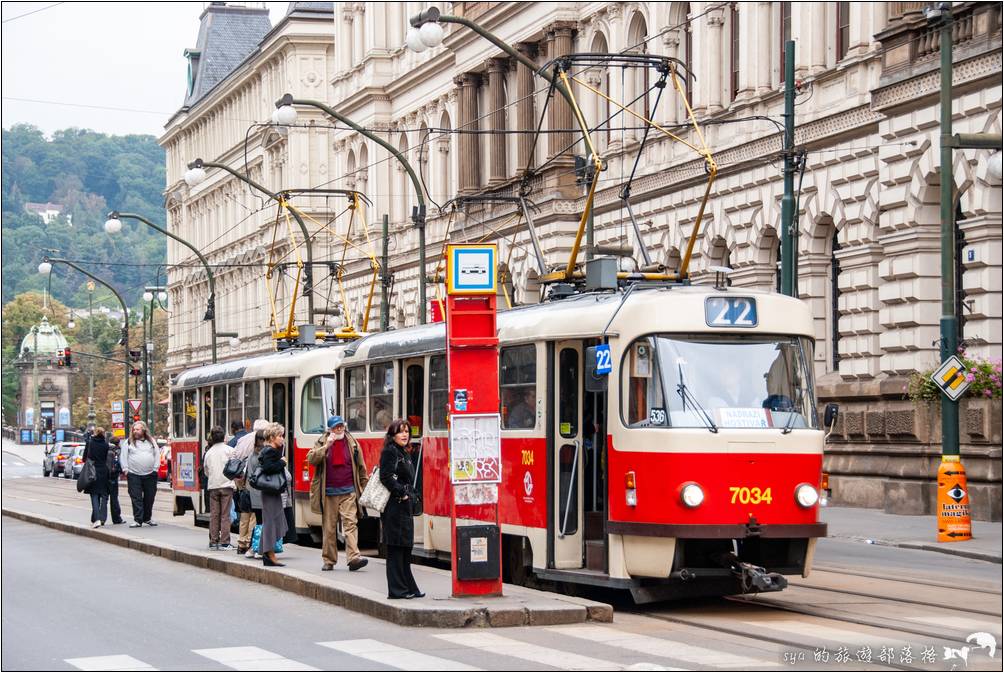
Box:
[623,335,817,430]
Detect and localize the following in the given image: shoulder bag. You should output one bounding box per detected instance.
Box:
[222,456,246,480]
[249,465,288,495]
[358,466,390,513]
[76,459,97,493]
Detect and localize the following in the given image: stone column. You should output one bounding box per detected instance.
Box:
[353,4,366,65]
[755,2,772,94]
[809,3,827,74]
[486,57,509,185]
[341,7,354,71]
[706,9,725,113]
[454,73,481,194]
[545,22,576,161]
[515,42,537,172]
[661,30,681,124]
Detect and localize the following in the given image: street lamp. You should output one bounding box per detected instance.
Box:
[184,158,317,325]
[274,92,431,323]
[40,256,130,406]
[107,210,220,363]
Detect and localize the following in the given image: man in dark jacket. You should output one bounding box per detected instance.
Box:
[307,416,369,572]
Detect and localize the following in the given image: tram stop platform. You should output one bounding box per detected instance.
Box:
[0,496,612,628]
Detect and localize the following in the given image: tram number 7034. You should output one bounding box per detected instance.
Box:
[729,486,773,505]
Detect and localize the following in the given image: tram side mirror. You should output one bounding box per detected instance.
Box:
[823,403,839,429]
[584,346,608,393]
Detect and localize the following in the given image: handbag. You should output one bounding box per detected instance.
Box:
[249,466,288,495]
[237,488,252,512]
[251,524,284,554]
[223,457,246,480]
[76,458,97,493]
[358,467,390,513]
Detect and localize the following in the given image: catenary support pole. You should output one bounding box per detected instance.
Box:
[381,213,390,332]
[938,17,959,457]
[780,40,796,297]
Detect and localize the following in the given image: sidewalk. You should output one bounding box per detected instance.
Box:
[822,505,1002,563]
[2,438,46,464]
[1,494,612,629]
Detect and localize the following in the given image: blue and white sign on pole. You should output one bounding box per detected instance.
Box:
[594,344,612,376]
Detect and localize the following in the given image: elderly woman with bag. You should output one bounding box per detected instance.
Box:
[253,422,289,567]
[379,419,424,599]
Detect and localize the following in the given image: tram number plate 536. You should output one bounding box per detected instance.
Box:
[729,486,772,504]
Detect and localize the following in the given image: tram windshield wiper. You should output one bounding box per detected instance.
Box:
[781,387,805,434]
[677,363,718,433]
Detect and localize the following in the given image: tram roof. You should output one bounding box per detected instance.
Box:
[173,344,346,388]
[344,285,814,362]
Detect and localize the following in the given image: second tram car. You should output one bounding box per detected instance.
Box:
[170,284,827,601]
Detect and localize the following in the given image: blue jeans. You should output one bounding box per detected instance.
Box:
[90,493,109,523]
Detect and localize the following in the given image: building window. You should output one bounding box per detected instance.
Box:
[730,2,740,101]
[684,4,693,107]
[780,2,792,76]
[836,2,850,60]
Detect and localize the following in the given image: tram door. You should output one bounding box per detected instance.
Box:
[552,341,584,569]
[402,359,425,540]
[267,379,293,461]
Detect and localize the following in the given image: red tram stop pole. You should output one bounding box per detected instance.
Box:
[445,243,503,597]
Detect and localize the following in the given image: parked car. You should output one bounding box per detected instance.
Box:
[43,442,82,477]
[63,445,87,480]
[157,444,172,482]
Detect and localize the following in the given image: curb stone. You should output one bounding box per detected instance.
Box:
[2,508,612,627]
[829,533,1002,564]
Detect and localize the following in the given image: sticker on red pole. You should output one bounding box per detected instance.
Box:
[449,413,502,484]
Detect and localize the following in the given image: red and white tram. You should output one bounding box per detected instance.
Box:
[170,285,827,601]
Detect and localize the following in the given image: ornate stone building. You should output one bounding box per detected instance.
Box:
[15,317,73,432]
[163,2,1001,518]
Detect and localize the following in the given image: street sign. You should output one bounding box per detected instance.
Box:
[446,244,497,295]
[128,399,142,413]
[111,401,123,413]
[111,412,125,425]
[930,355,971,401]
[594,344,612,375]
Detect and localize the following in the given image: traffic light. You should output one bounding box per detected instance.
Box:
[57,349,65,367]
[129,349,142,362]
[64,347,72,368]
[130,367,142,376]
[132,414,141,422]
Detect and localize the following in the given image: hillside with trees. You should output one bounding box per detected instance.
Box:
[1,124,167,307]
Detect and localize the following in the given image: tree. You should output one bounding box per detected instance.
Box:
[1,291,70,351]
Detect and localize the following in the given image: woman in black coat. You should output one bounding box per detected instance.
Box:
[379,419,423,599]
[257,423,288,567]
[82,427,111,527]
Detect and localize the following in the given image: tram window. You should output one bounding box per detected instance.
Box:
[500,344,536,429]
[558,348,578,438]
[343,367,367,432]
[212,384,227,431]
[244,381,260,425]
[623,338,665,427]
[171,392,184,438]
[183,390,197,437]
[270,383,286,425]
[405,364,424,437]
[370,362,394,433]
[227,383,243,432]
[301,375,337,434]
[429,355,448,430]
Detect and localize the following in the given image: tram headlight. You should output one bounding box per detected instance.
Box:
[680,482,705,508]
[795,483,819,508]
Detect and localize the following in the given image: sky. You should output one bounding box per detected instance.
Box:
[1,1,291,138]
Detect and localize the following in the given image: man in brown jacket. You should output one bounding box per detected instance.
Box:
[307,415,369,571]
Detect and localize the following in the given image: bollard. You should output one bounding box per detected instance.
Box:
[937,455,972,542]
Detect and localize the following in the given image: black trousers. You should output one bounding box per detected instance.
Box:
[108,477,123,523]
[127,472,158,523]
[386,544,420,598]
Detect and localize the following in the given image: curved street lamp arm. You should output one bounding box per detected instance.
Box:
[42,255,131,402]
[191,159,279,202]
[110,211,218,363]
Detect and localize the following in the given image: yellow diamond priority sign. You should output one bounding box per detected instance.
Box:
[930,355,971,401]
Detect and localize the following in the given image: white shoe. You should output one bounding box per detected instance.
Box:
[91,521,101,528]
[244,548,255,558]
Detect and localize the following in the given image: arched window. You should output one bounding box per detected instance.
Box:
[836,2,851,61]
[626,13,650,131]
[588,32,610,150]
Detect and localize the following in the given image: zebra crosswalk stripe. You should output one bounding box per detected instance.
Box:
[550,625,775,669]
[65,655,157,671]
[193,646,319,671]
[434,632,634,671]
[318,639,482,671]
